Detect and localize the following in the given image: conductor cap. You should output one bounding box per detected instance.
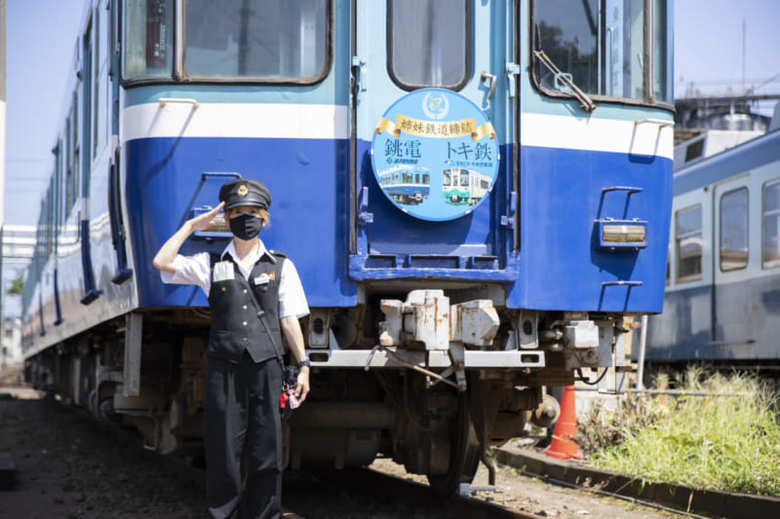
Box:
[219,179,272,210]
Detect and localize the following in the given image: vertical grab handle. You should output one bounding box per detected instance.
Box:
[359,187,374,225]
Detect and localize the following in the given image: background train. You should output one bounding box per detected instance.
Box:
[21,0,674,494]
[645,119,780,376]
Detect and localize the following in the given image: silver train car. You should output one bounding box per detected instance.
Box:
[646,127,780,374]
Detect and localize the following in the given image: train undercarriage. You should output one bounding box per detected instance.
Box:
[25,287,627,495]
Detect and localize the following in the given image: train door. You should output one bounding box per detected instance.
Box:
[713,177,752,346]
[108,0,132,285]
[80,13,102,304]
[350,0,515,274]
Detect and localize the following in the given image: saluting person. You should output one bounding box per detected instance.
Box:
[153,179,311,519]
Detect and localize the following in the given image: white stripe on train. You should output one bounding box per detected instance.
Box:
[121,102,350,143]
[521,112,674,160]
[121,102,674,161]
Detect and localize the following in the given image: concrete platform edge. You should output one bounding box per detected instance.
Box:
[494,446,780,519]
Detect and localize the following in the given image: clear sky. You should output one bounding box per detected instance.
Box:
[5,0,87,227]
[675,0,780,100]
[2,0,780,225]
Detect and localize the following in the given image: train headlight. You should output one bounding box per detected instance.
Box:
[602,224,645,243]
[596,220,647,249]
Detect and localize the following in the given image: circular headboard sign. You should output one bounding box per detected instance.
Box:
[371,88,500,221]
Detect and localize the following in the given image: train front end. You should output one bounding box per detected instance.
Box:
[113,0,673,494]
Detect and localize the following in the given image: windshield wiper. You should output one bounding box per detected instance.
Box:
[534,49,597,113]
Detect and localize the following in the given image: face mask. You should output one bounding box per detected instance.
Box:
[229,213,263,240]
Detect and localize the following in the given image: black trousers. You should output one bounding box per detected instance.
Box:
[205,352,283,519]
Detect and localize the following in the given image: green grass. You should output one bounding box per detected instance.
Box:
[579,367,780,496]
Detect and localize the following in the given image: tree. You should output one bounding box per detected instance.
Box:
[7,275,23,296]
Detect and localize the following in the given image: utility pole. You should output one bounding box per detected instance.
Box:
[0,0,7,364]
[741,18,746,94]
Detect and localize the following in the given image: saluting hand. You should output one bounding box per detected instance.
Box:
[189,201,225,232]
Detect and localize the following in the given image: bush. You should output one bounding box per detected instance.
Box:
[579,367,780,496]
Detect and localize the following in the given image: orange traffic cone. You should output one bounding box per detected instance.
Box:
[545,385,582,460]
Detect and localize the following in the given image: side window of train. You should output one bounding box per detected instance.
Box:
[123,0,330,82]
[720,188,748,272]
[70,94,79,217]
[675,205,703,283]
[665,251,670,286]
[387,0,471,90]
[762,180,780,269]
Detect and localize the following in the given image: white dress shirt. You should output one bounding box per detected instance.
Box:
[160,239,310,319]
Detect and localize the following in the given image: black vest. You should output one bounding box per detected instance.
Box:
[207,251,285,363]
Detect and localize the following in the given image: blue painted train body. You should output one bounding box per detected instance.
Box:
[22,0,674,489]
[645,128,780,366]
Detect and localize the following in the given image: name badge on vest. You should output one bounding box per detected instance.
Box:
[253,272,274,286]
[213,261,235,282]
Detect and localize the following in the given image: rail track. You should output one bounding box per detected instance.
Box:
[284,466,545,519]
[1,385,678,518]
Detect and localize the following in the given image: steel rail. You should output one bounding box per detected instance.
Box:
[317,467,546,519]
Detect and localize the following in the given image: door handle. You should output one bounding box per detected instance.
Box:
[480,71,497,100]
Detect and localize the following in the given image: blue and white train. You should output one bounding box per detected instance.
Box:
[22,0,674,493]
[377,165,430,205]
[645,125,780,372]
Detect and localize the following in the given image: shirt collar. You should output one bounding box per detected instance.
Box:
[220,238,277,264]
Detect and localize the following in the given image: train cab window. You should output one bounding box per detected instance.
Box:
[443,171,451,186]
[388,0,470,90]
[184,0,328,81]
[123,0,174,79]
[676,205,703,283]
[652,0,672,102]
[461,172,469,187]
[533,0,671,104]
[762,181,780,268]
[720,188,748,271]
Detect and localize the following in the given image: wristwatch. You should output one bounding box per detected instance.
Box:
[297,359,311,369]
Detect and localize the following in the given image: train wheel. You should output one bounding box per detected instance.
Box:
[426,392,481,496]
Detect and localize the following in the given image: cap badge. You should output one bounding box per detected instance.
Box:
[237,184,248,196]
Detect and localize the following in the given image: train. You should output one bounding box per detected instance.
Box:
[21,0,674,495]
[442,168,492,206]
[645,123,780,374]
[377,165,431,205]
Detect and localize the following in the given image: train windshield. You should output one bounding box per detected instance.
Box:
[388,0,469,89]
[185,0,327,79]
[533,0,671,103]
[123,0,329,82]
